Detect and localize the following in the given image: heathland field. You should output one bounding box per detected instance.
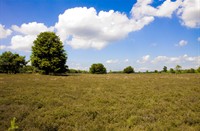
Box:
[0,74,200,130]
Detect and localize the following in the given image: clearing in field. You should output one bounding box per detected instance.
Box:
[0,74,200,130]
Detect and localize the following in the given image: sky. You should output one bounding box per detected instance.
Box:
[0,0,200,72]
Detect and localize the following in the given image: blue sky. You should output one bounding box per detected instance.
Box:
[0,0,199,71]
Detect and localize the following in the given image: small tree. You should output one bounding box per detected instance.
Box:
[0,51,26,73]
[196,67,200,73]
[89,63,106,74]
[189,68,195,73]
[123,66,134,74]
[169,68,175,73]
[175,65,182,73]
[163,66,167,72]
[31,32,67,75]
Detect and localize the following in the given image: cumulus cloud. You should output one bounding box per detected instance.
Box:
[151,54,200,64]
[54,0,185,50]
[131,0,181,20]
[3,0,199,51]
[177,40,188,46]
[106,59,119,64]
[9,22,54,51]
[55,7,155,50]
[177,0,200,28]
[137,55,150,63]
[0,24,12,39]
[132,0,200,28]
[8,35,37,51]
[12,22,54,35]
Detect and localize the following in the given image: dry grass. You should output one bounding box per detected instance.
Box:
[0,73,200,130]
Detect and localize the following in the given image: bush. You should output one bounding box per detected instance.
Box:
[123,66,134,74]
[0,51,26,74]
[89,63,106,74]
[170,68,175,73]
[19,65,36,73]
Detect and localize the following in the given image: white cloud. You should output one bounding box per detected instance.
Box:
[2,0,199,52]
[106,59,119,64]
[12,22,54,35]
[137,55,150,63]
[151,54,200,64]
[132,0,200,28]
[156,0,182,17]
[198,37,200,42]
[55,7,154,50]
[177,0,200,28]
[131,0,181,20]
[0,45,6,50]
[178,40,188,46]
[8,35,36,51]
[68,62,89,70]
[8,22,53,51]
[124,59,129,63]
[0,24,12,39]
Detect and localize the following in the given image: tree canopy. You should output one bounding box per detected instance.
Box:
[0,51,26,73]
[89,63,107,74]
[123,66,134,74]
[31,32,67,75]
[163,66,167,72]
[175,65,182,73]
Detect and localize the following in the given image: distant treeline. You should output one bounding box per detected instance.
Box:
[0,51,200,74]
[1,64,200,74]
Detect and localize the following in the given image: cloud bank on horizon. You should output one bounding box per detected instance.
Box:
[0,0,199,51]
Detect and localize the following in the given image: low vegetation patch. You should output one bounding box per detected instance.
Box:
[0,74,200,130]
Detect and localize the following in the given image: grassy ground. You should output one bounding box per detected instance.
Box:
[0,73,200,130]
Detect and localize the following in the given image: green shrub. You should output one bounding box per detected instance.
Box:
[89,63,107,74]
[123,66,134,74]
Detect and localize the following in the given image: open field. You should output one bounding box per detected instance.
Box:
[0,74,200,130]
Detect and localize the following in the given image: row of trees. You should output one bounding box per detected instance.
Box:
[1,53,199,74]
[0,32,200,74]
[153,65,200,74]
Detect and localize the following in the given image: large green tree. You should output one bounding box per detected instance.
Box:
[31,32,67,75]
[0,51,26,73]
[89,63,107,74]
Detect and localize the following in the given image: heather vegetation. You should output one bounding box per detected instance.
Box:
[0,74,199,130]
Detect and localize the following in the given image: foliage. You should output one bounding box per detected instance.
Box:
[196,67,200,73]
[183,68,195,73]
[109,71,123,74]
[154,70,158,73]
[31,32,67,75]
[175,65,182,73]
[8,117,19,131]
[169,68,175,73]
[1,74,199,130]
[123,66,134,74]
[19,65,38,73]
[68,69,88,74]
[89,63,106,74]
[163,66,167,72]
[0,51,26,74]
